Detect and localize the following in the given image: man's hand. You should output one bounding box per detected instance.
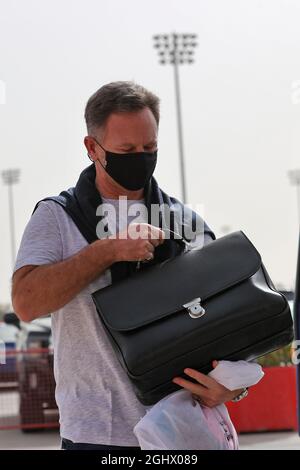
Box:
[172,360,244,407]
[109,223,165,263]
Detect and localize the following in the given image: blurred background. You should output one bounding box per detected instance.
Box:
[1,0,300,306]
[0,0,299,449]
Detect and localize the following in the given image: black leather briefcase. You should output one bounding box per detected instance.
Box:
[92,231,294,406]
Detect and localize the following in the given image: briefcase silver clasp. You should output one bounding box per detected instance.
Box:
[183,297,205,319]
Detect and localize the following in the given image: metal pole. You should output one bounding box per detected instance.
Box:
[2,169,20,272]
[288,170,300,226]
[294,231,300,435]
[288,168,300,433]
[153,33,197,204]
[7,182,16,269]
[172,33,187,204]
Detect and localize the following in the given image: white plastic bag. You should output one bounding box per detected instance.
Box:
[133,360,264,450]
[134,389,239,450]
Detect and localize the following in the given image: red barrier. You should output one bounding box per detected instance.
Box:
[227,366,297,432]
[0,349,59,431]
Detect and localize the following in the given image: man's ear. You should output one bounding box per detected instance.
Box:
[84,136,97,161]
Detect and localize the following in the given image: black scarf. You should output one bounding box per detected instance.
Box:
[32,164,215,282]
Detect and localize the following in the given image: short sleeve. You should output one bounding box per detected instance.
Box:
[13,201,63,273]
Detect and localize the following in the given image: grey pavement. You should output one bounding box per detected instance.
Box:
[238,431,300,450]
[0,429,299,450]
[0,429,61,450]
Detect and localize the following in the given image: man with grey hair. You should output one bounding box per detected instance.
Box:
[11,81,244,450]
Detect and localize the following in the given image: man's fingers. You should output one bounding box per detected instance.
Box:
[148,238,160,248]
[172,377,208,397]
[183,368,214,388]
[144,242,155,255]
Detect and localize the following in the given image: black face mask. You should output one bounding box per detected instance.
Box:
[91,138,157,191]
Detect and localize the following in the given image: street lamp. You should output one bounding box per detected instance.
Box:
[2,169,20,270]
[288,169,300,225]
[153,33,198,203]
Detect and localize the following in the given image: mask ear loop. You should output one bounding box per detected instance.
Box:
[87,137,107,169]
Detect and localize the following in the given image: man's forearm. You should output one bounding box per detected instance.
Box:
[12,238,117,321]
